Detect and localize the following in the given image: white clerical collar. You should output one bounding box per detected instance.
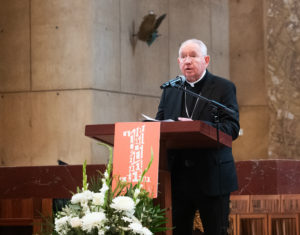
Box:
[186,70,206,87]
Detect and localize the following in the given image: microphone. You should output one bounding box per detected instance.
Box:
[160,75,186,89]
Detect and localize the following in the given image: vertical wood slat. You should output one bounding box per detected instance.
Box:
[0,198,34,219]
[230,195,300,235]
[42,198,53,217]
[230,195,250,214]
[228,214,237,235]
[0,198,52,234]
[237,214,268,235]
[20,198,34,218]
[281,194,300,213]
[268,214,299,235]
[250,195,281,213]
[0,199,12,218]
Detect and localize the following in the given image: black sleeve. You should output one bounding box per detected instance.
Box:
[206,82,240,140]
[155,90,166,120]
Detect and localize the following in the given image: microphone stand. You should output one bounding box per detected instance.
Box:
[165,83,233,234]
[210,106,227,234]
[168,83,236,118]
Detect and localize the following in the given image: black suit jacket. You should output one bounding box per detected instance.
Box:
[155,71,240,196]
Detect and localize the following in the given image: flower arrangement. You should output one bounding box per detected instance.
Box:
[53,143,168,235]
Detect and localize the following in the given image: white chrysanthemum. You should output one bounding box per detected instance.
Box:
[141,227,153,235]
[71,190,93,204]
[122,216,133,223]
[129,214,140,223]
[98,229,105,235]
[81,212,106,232]
[93,192,105,206]
[111,196,135,213]
[55,216,70,234]
[70,217,81,228]
[129,222,153,235]
[129,222,143,233]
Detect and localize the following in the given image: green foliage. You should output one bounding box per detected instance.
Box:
[82,160,88,191]
[88,171,103,192]
[50,142,170,234]
[126,186,168,233]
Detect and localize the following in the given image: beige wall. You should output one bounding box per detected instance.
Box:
[229,0,300,160]
[0,0,230,166]
[0,0,298,166]
[229,0,269,160]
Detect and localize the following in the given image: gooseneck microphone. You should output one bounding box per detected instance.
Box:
[160,75,186,89]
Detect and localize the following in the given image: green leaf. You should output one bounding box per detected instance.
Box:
[82,160,88,191]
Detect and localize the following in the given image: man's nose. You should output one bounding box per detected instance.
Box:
[185,56,192,63]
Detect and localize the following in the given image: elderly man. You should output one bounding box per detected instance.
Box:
[156,39,240,235]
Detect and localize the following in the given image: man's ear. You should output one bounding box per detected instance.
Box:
[205,55,210,65]
[177,57,180,65]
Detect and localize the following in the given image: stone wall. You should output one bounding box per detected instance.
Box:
[265,0,300,158]
[229,0,300,160]
[0,0,230,166]
[2,0,298,166]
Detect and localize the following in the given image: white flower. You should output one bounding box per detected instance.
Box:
[129,214,140,223]
[122,216,133,223]
[55,216,70,234]
[100,183,109,194]
[81,201,91,213]
[134,188,140,198]
[129,222,143,233]
[104,171,109,179]
[129,222,153,235]
[70,217,81,228]
[98,229,105,235]
[81,212,106,232]
[93,192,105,206]
[71,190,93,205]
[141,227,153,235]
[111,196,135,214]
[135,198,140,204]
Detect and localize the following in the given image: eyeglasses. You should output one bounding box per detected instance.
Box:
[178,55,205,62]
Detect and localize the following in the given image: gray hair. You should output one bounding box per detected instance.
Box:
[178,39,207,57]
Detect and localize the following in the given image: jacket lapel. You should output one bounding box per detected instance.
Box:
[192,71,215,120]
[166,88,184,120]
[173,90,184,119]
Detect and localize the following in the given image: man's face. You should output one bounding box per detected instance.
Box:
[178,42,210,82]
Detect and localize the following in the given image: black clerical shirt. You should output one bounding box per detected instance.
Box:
[181,76,207,119]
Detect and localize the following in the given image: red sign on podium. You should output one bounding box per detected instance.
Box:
[112,122,160,198]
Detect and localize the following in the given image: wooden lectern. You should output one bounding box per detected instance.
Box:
[85,121,232,234]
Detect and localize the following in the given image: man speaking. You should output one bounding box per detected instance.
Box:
[156,39,240,235]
